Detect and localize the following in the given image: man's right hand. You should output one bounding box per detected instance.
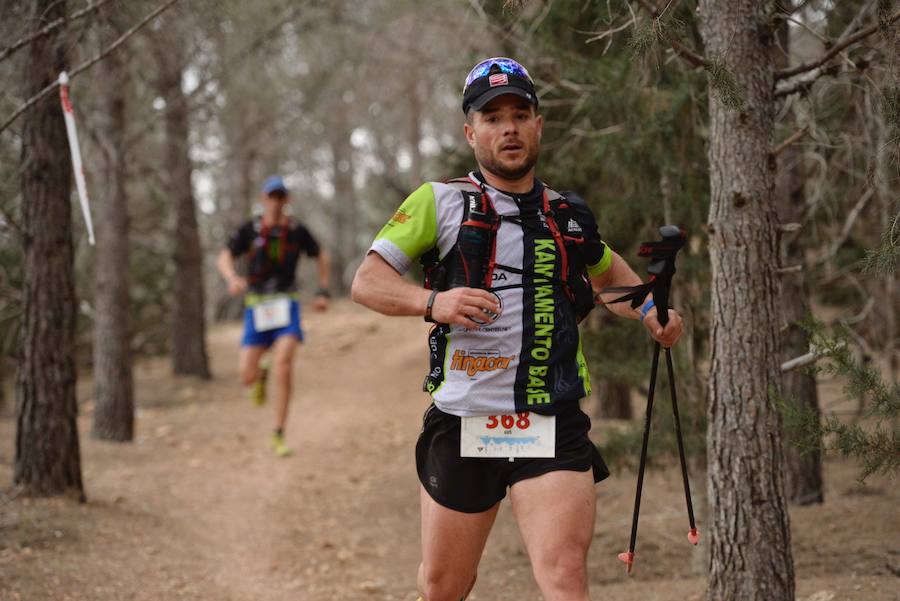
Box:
[227,276,248,296]
[429,288,500,329]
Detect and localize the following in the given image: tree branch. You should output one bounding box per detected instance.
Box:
[782,352,817,373]
[776,8,900,80]
[773,125,809,156]
[0,198,23,237]
[632,0,709,68]
[818,187,876,265]
[0,0,116,64]
[0,0,181,136]
[122,3,318,151]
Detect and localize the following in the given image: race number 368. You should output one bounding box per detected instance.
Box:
[485,412,531,431]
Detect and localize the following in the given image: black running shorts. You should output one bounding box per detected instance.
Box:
[415,403,610,513]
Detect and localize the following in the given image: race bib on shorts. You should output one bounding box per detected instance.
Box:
[252,297,291,332]
[460,412,555,458]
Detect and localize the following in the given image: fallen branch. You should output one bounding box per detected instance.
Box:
[0,0,181,136]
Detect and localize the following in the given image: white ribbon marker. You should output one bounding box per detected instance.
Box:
[59,71,95,246]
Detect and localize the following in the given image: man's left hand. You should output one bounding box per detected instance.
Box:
[642,308,683,348]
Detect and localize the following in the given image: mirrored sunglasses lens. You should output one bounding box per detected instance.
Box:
[464,58,532,91]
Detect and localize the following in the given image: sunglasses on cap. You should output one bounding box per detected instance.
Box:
[463,57,534,93]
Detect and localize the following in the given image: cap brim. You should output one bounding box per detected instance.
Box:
[468,86,536,112]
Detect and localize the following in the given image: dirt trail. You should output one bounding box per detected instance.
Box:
[2,300,899,601]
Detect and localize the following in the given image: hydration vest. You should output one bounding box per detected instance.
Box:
[246,216,292,287]
[420,176,598,321]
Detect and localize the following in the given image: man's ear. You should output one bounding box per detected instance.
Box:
[464,120,476,150]
[535,113,543,142]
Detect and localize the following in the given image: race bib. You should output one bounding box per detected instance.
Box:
[460,412,555,459]
[252,297,291,332]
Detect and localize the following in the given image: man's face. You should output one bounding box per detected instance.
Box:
[464,95,542,181]
[262,190,288,209]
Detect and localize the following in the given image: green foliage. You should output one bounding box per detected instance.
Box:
[706,55,744,111]
[628,15,687,60]
[778,319,900,482]
[862,211,899,276]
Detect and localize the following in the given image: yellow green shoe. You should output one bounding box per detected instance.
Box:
[250,365,268,407]
[270,431,292,457]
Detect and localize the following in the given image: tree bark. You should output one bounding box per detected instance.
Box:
[92,15,134,441]
[775,10,823,506]
[14,0,84,498]
[597,378,632,419]
[698,1,795,600]
[157,36,211,378]
[330,109,357,296]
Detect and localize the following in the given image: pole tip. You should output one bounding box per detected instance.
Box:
[688,528,700,545]
[617,551,634,574]
[59,71,69,85]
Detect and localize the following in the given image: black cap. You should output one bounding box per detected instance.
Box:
[462,64,538,114]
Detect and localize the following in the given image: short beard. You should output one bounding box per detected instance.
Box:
[475,144,539,181]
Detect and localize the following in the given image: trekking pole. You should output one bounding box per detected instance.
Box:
[617,338,662,573]
[666,346,700,546]
[601,225,698,574]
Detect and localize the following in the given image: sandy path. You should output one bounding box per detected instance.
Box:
[1,300,898,601]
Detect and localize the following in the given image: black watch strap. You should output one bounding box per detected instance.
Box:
[424,289,439,323]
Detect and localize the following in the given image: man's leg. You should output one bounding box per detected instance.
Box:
[239,345,267,387]
[417,486,498,601]
[270,334,299,433]
[510,470,596,601]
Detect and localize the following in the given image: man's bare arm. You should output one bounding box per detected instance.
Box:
[217,249,246,296]
[316,250,331,291]
[351,252,499,330]
[589,249,683,347]
[589,250,646,320]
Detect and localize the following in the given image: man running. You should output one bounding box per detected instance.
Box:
[217,175,330,457]
[352,58,683,601]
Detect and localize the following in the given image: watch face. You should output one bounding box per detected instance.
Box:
[471,292,503,325]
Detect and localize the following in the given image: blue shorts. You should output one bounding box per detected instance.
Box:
[241,299,304,347]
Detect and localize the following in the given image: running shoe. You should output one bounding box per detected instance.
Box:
[270,431,292,457]
[251,364,268,407]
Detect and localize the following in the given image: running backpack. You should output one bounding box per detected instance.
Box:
[420,176,598,321]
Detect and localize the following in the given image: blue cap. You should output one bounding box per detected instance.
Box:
[262,175,288,195]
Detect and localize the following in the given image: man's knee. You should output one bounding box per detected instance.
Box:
[418,562,473,601]
[272,341,296,372]
[533,548,588,594]
[239,364,258,386]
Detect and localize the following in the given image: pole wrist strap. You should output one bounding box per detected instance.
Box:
[640,298,655,322]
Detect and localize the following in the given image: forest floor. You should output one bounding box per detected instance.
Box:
[1,300,898,601]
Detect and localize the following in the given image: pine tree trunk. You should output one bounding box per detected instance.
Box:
[330,118,356,296]
[775,16,823,506]
[14,0,84,498]
[777,151,823,504]
[158,38,211,379]
[597,378,632,419]
[92,21,134,441]
[698,1,795,600]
